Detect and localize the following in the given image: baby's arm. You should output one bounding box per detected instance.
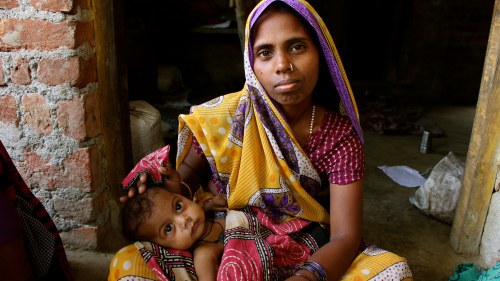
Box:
[193,242,223,281]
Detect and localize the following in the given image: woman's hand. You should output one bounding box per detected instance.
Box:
[119,165,183,203]
[203,194,228,212]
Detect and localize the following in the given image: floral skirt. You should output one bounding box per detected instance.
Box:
[109,208,412,281]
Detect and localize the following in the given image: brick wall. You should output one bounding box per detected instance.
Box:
[0,0,109,249]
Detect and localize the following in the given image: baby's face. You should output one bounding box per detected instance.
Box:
[137,188,207,250]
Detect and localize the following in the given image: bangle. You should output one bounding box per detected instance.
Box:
[299,261,327,281]
[293,272,314,281]
[180,181,193,199]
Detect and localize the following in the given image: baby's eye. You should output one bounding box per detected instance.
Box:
[175,202,183,212]
[164,224,173,234]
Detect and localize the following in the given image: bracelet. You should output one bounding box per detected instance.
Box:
[299,261,328,281]
[293,272,314,281]
[180,181,193,199]
[305,262,327,280]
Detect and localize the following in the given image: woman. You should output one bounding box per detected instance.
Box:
[113,0,413,280]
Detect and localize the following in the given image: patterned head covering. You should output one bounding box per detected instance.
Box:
[244,0,363,142]
[177,0,363,224]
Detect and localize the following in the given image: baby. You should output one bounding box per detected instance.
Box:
[121,186,226,281]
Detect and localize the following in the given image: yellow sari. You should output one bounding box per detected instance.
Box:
[109,0,413,280]
[176,0,362,225]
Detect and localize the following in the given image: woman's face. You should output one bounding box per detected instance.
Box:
[252,8,320,107]
[136,188,207,250]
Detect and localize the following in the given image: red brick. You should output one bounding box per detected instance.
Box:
[18,146,101,192]
[0,0,19,9]
[61,147,101,192]
[38,56,96,87]
[63,148,92,189]
[0,60,5,85]
[57,96,86,140]
[53,196,95,223]
[80,55,97,86]
[21,93,53,135]
[60,226,100,250]
[31,0,73,12]
[76,21,95,48]
[57,92,100,140]
[11,58,31,85]
[18,151,61,190]
[0,19,75,51]
[0,95,18,125]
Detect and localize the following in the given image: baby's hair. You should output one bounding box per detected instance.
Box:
[121,187,161,242]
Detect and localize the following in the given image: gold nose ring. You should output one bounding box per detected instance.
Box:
[289,63,294,72]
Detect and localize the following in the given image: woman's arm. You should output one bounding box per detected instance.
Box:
[177,143,212,196]
[289,180,364,281]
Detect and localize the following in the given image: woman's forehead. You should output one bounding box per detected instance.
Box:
[252,10,306,42]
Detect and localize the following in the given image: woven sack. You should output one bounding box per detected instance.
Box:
[129,100,165,164]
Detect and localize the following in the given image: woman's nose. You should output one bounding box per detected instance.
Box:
[276,54,292,74]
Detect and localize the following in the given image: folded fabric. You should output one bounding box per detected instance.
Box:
[135,241,196,281]
[121,145,170,191]
[449,262,500,281]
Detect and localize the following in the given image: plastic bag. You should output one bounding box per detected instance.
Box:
[409,151,465,224]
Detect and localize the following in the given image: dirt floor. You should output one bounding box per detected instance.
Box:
[66,105,479,281]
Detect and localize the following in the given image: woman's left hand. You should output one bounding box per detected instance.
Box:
[204,194,228,212]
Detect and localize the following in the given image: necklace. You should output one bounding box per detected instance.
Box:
[309,105,316,136]
[199,220,224,244]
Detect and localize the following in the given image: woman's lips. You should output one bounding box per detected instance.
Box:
[274,79,299,91]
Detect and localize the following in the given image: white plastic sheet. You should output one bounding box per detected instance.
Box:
[378,165,427,188]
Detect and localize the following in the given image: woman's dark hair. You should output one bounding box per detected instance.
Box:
[250,1,340,112]
[121,187,160,242]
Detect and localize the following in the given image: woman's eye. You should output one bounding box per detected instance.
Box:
[258,50,271,58]
[291,44,305,52]
[164,224,173,234]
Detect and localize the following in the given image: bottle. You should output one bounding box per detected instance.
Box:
[419,131,432,153]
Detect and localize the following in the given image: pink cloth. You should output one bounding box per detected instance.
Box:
[306,111,365,185]
[218,207,318,280]
[121,145,170,191]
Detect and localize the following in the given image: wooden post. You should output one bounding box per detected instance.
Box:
[234,0,258,51]
[92,0,132,205]
[450,0,500,254]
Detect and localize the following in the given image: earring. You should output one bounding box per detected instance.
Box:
[289,63,294,72]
